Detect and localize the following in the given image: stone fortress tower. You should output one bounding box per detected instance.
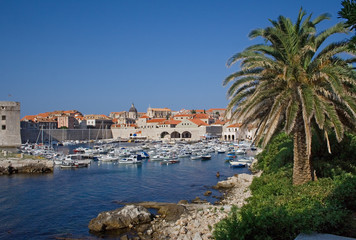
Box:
[0,101,21,148]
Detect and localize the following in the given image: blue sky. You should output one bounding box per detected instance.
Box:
[0,0,347,117]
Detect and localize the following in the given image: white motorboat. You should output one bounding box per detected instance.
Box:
[201,154,212,160]
[190,154,202,160]
[235,149,246,155]
[64,154,92,165]
[119,155,143,164]
[98,154,119,162]
[229,161,248,168]
[151,155,164,161]
[60,160,89,168]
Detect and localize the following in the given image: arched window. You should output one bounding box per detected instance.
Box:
[171,131,181,138]
[182,131,192,138]
[160,132,169,138]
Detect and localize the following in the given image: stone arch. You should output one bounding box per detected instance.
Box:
[182,131,192,138]
[232,135,235,141]
[224,135,227,141]
[171,131,181,138]
[160,131,170,139]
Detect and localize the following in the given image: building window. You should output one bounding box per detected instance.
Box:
[1,115,5,120]
[2,125,5,130]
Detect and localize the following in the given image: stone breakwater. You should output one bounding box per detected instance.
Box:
[89,172,261,240]
[0,158,54,174]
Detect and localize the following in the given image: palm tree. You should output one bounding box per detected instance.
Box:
[339,0,356,50]
[223,9,356,185]
[339,0,356,31]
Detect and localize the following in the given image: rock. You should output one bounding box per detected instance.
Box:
[203,190,212,196]
[157,204,187,222]
[0,159,53,174]
[178,200,189,204]
[120,235,128,240]
[131,201,188,222]
[88,205,153,232]
[213,176,239,189]
[192,232,202,240]
[191,197,208,204]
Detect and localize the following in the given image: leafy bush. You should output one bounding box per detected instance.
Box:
[312,132,356,178]
[213,132,356,240]
[254,132,293,173]
[213,174,353,240]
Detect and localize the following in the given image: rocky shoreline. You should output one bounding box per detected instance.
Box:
[0,158,54,175]
[89,171,261,240]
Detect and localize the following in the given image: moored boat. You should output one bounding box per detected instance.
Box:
[229,161,247,168]
[201,154,212,160]
[60,160,89,168]
[119,154,143,164]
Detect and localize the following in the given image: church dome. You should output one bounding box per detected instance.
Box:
[129,103,137,113]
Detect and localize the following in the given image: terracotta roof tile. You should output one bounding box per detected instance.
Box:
[189,119,209,126]
[207,108,226,112]
[214,119,227,125]
[146,118,166,123]
[227,123,242,128]
[193,113,210,119]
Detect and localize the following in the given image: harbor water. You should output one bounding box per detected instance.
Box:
[0,143,253,239]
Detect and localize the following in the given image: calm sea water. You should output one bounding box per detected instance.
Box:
[0,143,252,240]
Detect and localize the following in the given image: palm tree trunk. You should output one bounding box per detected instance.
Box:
[292,113,312,185]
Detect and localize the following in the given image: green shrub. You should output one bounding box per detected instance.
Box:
[312,132,356,178]
[213,174,351,240]
[255,132,293,173]
[213,132,356,240]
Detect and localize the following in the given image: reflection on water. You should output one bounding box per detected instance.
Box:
[0,144,253,239]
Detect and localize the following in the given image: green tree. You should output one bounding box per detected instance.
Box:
[223,9,356,185]
[339,0,356,51]
[339,0,356,30]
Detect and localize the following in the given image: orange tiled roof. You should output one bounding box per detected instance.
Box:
[147,118,166,123]
[195,109,205,113]
[227,123,242,128]
[207,108,226,112]
[37,112,50,118]
[21,115,37,121]
[189,119,209,126]
[214,119,227,125]
[194,113,210,119]
[140,115,150,118]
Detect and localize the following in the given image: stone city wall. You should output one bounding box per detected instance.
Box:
[21,129,113,143]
